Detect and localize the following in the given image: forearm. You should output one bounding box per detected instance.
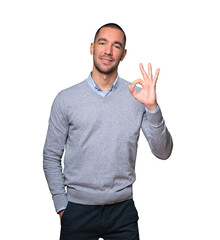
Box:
[43,92,69,212]
[141,106,173,160]
[43,123,68,212]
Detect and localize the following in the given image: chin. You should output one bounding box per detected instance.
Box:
[95,61,120,75]
[95,64,117,75]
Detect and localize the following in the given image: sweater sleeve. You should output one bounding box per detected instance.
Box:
[141,105,173,160]
[43,92,69,212]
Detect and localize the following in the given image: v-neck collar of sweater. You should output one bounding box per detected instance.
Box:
[84,75,123,102]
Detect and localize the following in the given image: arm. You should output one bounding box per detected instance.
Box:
[43,92,69,212]
[141,106,173,159]
[129,63,173,159]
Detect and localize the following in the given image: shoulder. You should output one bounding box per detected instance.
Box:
[59,80,86,96]
[117,78,145,110]
[119,78,142,92]
[56,79,86,98]
[53,79,87,107]
[119,78,142,100]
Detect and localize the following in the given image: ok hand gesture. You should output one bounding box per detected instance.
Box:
[128,63,159,111]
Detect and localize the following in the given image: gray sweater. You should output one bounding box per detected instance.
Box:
[43,77,173,212]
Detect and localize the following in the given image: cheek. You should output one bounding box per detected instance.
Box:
[115,52,124,61]
[94,50,103,59]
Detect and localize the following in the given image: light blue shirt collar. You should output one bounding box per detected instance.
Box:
[87,73,120,97]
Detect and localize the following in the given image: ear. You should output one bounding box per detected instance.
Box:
[90,43,94,55]
[120,49,127,61]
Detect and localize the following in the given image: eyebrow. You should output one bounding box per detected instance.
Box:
[97,38,123,48]
[97,38,107,43]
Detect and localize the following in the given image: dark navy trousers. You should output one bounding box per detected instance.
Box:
[60,198,139,240]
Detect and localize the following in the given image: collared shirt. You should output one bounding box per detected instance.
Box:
[87,73,119,98]
[87,73,159,113]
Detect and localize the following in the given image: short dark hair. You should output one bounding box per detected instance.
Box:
[94,23,126,48]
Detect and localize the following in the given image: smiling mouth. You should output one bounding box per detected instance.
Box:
[100,56,114,64]
[101,59,112,64]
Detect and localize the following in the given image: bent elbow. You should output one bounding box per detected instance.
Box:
[158,152,172,160]
[153,139,173,160]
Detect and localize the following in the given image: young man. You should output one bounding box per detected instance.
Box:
[43,23,173,240]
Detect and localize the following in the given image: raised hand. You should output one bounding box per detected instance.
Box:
[128,63,160,111]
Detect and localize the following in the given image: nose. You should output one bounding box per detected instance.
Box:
[105,44,113,55]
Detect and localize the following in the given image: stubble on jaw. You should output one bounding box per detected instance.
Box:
[92,50,123,75]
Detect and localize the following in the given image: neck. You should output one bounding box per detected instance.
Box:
[91,67,118,93]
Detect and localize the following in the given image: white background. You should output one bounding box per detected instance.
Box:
[1,0,219,239]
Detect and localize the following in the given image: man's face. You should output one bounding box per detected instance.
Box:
[90,27,127,75]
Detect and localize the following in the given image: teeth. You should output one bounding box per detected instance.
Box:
[102,59,111,63]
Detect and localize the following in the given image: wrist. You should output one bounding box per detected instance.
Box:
[145,103,158,111]
[58,209,65,219]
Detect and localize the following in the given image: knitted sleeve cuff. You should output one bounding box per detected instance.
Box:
[53,194,68,213]
[145,105,164,126]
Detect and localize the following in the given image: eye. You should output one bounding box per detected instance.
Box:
[114,45,121,49]
[99,42,105,45]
